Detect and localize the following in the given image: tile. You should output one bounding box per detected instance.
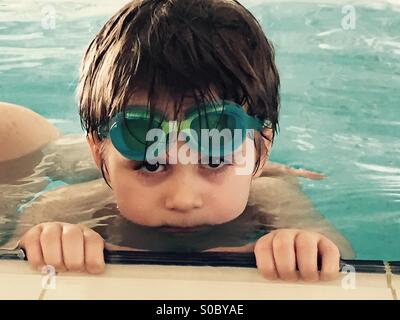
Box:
[386,274,398,300]
[338,272,389,289]
[0,260,39,275]
[59,264,389,289]
[41,275,393,300]
[0,261,392,300]
[0,273,44,299]
[391,273,400,289]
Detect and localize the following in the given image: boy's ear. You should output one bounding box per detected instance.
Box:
[253,128,273,178]
[86,133,103,170]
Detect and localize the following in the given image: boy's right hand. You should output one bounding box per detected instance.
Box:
[19,222,105,274]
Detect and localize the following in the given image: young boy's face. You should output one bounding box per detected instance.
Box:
[87,90,271,231]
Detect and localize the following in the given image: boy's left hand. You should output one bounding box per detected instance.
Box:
[254,229,340,282]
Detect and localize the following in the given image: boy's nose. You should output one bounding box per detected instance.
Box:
[165,194,203,212]
[164,171,203,213]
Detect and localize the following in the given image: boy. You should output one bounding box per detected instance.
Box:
[3,0,353,281]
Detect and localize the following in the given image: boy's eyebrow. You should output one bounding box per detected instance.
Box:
[126,98,200,112]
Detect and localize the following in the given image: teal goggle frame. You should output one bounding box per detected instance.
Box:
[97,100,271,161]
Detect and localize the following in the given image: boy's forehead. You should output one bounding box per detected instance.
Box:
[127,88,220,114]
[128,92,194,109]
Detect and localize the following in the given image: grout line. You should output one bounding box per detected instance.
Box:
[37,273,54,300]
[38,288,47,300]
[384,262,398,300]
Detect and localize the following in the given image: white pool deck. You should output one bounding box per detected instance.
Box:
[0,260,397,300]
[0,0,398,302]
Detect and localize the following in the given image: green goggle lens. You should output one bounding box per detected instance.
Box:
[101,100,266,161]
[190,112,238,156]
[123,112,162,146]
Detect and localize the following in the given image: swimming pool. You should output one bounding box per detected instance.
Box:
[0,0,399,260]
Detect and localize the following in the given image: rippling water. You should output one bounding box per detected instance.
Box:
[0,0,399,259]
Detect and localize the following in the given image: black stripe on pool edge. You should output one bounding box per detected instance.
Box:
[104,250,392,274]
[0,249,397,274]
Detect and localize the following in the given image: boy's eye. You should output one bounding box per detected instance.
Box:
[136,161,165,173]
[202,157,229,170]
[207,162,225,169]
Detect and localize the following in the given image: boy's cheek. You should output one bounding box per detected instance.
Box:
[116,199,157,226]
[214,185,251,222]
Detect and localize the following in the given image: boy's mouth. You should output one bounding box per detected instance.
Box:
[158,225,212,233]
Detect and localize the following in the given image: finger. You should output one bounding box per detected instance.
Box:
[40,223,66,272]
[295,233,319,282]
[319,238,341,281]
[272,230,298,281]
[83,228,105,274]
[104,242,149,251]
[254,234,278,280]
[297,169,325,180]
[20,225,45,271]
[61,224,85,272]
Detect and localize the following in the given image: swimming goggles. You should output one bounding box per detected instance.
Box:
[97,100,271,161]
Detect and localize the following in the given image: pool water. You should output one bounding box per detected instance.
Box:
[15,177,68,213]
[0,0,399,260]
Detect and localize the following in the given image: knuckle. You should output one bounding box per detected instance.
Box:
[62,226,83,240]
[279,229,298,236]
[84,231,104,244]
[254,237,270,253]
[322,240,341,256]
[40,225,61,241]
[21,225,42,242]
[40,222,61,229]
[272,234,288,249]
[21,232,36,245]
[295,236,315,251]
[273,229,296,243]
[40,232,59,245]
[63,224,81,234]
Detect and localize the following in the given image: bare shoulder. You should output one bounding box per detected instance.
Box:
[248,175,301,209]
[0,101,60,162]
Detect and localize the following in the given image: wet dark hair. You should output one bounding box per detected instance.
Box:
[77,0,280,185]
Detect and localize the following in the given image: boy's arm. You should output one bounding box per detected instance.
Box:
[203,175,354,258]
[262,162,326,180]
[1,179,115,250]
[0,176,50,249]
[248,176,355,259]
[38,134,101,184]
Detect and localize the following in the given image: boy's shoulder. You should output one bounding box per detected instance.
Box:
[0,101,60,162]
[249,175,300,204]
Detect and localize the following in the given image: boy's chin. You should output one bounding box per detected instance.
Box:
[157,224,213,233]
